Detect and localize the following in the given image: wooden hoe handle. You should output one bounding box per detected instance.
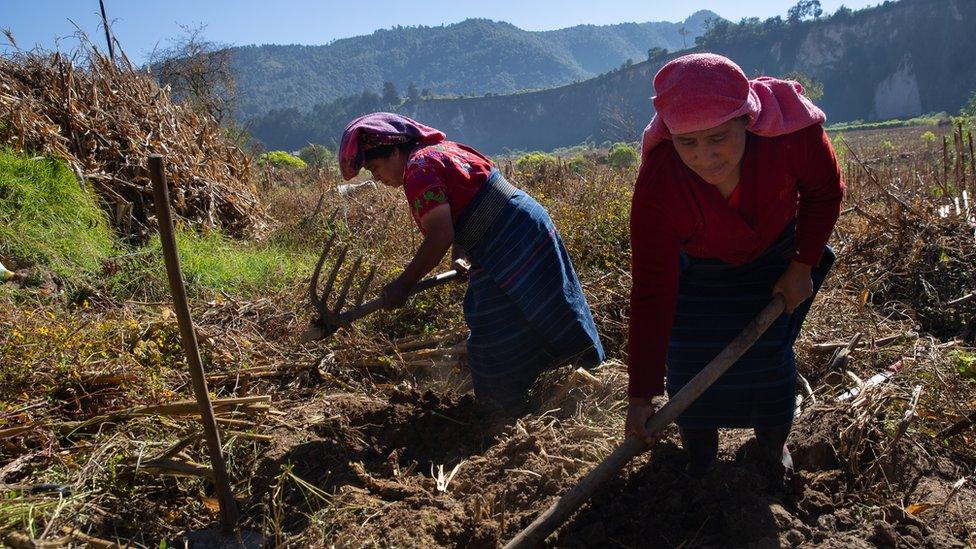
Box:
[503,296,786,548]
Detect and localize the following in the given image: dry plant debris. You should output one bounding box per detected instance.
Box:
[0,41,267,240]
[0,108,974,547]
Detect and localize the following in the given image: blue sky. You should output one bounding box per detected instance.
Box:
[4,0,878,65]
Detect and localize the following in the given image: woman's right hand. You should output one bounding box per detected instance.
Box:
[624,396,664,446]
[381,278,411,310]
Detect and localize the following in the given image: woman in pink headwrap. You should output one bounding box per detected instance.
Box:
[624,54,844,477]
[339,112,604,413]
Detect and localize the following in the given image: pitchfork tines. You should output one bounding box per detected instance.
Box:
[303,210,465,342]
[307,231,378,340]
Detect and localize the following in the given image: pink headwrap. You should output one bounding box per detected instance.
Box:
[640,53,826,158]
[339,112,446,180]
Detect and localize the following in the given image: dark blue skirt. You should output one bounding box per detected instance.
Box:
[667,224,834,429]
[458,179,605,409]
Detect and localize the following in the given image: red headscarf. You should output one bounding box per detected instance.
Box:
[641,53,826,159]
[338,112,446,180]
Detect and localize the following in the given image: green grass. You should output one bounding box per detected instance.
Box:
[0,149,115,280]
[0,148,318,300]
[825,112,952,132]
[143,231,316,297]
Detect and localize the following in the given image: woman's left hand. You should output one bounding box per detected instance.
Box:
[772,260,813,313]
[381,278,411,310]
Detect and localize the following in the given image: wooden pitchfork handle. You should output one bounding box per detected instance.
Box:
[504,295,787,549]
[301,269,464,341]
[339,268,463,324]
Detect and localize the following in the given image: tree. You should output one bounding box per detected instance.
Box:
[783,71,824,101]
[678,27,690,49]
[406,82,420,102]
[788,0,823,23]
[833,5,853,18]
[382,82,400,106]
[150,24,237,124]
[763,16,786,32]
[647,47,669,62]
[697,18,733,46]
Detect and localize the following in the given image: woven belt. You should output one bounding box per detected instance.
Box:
[454,170,518,251]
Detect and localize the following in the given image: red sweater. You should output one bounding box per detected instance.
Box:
[628,124,844,398]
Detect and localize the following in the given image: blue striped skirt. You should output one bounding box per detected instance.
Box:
[458,181,605,409]
[667,224,834,429]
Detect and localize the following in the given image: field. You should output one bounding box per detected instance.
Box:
[0,55,975,547]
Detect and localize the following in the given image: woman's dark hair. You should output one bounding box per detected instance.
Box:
[363,140,418,162]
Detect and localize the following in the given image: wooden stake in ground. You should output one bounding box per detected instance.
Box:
[149,155,239,535]
[504,296,786,548]
[98,0,116,65]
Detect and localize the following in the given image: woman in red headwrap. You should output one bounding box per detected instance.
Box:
[624,54,844,477]
[338,113,605,414]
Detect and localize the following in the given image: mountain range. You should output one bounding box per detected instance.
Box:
[247,0,976,154]
[229,11,717,118]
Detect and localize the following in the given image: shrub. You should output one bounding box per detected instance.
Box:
[920,130,937,144]
[567,155,596,175]
[298,143,335,170]
[783,71,824,101]
[607,142,639,170]
[515,151,559,185]
[960,90,976,118]
[258,150,307,170]
[515,151,558,178]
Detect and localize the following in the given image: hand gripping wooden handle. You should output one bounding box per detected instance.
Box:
[504,296,786,548]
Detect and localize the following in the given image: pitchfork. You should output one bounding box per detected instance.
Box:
[301,220,464,342]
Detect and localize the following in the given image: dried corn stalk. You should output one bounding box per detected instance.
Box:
[0,42,269,239]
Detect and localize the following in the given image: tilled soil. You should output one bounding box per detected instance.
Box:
[244,378,974,548]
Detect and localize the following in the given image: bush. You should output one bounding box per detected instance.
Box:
[960,90,976,118]
[298,143,336,170]
[607,142,639,170]
[567,155,596,175]
[920,130,937,144]
[258,150,307,170]
[0,149,114,280]
[515,151,558,173]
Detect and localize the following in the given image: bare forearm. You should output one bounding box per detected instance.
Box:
[398,231,453,287]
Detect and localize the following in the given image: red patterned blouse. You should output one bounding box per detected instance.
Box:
[402,141,494,232]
